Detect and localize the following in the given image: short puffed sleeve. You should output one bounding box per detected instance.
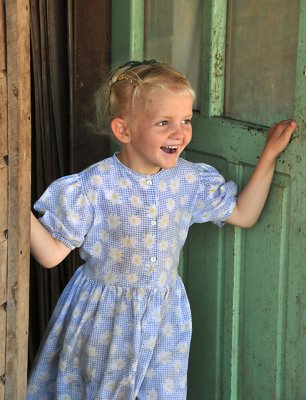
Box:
[191,163,237,226]
[33,174,94,249]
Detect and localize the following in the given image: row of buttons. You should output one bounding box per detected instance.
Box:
[146,179,156,264]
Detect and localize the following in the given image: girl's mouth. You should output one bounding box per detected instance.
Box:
[161,145,179,154]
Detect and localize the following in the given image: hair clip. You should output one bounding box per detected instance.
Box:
[116,73,142,85]
[118,60,159,70]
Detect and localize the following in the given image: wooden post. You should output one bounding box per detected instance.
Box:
[5,0,31,398]
[0,0,8,395]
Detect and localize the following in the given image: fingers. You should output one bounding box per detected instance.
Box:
[281,120,296,130]
[275,120,295,130]
[269,120,296,139]
[281,120,297,139]
[264,120,297,158]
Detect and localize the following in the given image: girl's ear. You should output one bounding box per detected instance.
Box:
[111,118,131,144]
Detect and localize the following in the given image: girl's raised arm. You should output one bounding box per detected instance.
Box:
[30,212,72,268]
[226,120,296,228]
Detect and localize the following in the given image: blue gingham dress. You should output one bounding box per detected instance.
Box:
[27,155,237,400]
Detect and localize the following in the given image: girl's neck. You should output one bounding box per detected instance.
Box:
[116,151,161,175]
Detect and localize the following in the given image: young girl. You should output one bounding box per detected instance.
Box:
[27,60,296,400]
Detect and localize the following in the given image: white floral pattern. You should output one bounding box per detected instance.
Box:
[27,155,237,400]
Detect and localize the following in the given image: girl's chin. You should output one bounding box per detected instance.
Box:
[159,158,179,170]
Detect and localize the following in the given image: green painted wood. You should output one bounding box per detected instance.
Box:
[111,0,145,154]
[201,0,228,116]
[282,0,306,397]
[185,151,229,399]
[186,0,306,398]
[112,1,306,398]
[224,0,299,127]
[111,0,144,65]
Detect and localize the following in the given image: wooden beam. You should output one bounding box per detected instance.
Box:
[6,0,31,398]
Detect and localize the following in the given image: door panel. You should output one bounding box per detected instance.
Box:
[144,0,202,109]
[185,136,292,399]
[185,150,229,399]
[225,0,300,126]
[227,171,291,399]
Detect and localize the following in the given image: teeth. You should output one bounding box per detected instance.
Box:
[162,145,178,154]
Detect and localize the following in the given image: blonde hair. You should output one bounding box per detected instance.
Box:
[95,60,196,138]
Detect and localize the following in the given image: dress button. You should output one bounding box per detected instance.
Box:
[151,220,156,226]
[146,179,152,186]
[150,256,156,263]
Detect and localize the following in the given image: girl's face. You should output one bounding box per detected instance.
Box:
[118,88,193,175]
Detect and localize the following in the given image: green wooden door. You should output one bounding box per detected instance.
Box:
[112,1,306,398]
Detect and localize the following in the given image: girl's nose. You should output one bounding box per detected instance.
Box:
[170,123,185,138]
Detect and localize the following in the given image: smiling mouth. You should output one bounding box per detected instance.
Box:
[161,145,179,154]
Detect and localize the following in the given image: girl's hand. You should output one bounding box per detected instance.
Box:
[226,119,296,228]
[262,120,296,161]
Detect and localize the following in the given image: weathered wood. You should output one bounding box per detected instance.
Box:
[0,0,7,164]
[5,0,31,398]
[0,166,8,243]
[0,2,8,400]
[0,305,6,399]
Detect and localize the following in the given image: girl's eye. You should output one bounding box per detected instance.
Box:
[157,120,168,126]
[182,119,192,125]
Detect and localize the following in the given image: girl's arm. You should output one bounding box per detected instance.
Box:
[226,120,296,228]
[30,212,72,268]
